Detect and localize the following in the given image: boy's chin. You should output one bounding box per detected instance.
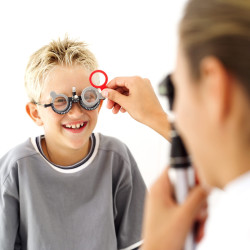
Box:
[66,136,91,151]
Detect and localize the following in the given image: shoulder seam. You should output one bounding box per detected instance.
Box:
[9,152,39,165]
[98,147,131,166]
[1,152,39,187]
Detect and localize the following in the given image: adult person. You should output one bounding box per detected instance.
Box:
[102,0,250,249]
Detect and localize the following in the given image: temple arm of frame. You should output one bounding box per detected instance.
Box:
[44,103,52,108]
[34,102,52,108]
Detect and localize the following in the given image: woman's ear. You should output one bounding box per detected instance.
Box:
[26,102,44,126]
[199,57,232,124]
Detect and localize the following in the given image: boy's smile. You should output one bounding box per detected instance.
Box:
[33,65,100,165]
[62,120,88,133]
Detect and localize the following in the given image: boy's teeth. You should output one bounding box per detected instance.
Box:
[65,122,86,129]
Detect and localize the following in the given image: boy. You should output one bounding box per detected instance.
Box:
[0,37,146,250]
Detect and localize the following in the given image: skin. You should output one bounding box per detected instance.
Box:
[26,65,101,166]
[102,44,250,249]
[173,46,250,188]
[141,45,250,250]
[102,76,171,141]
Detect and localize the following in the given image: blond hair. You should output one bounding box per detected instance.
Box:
[24,36,98,103]
[179,0,250,96]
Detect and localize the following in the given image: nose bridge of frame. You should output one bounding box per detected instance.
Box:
[68,100,84,114]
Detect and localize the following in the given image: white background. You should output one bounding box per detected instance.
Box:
[0,0,187,187]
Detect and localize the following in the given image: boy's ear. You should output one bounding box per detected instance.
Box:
[26,102,44,126]
[98,100,103,113]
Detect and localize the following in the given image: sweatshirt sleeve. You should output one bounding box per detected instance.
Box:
[0,164,20,250]
[113,148,147,250]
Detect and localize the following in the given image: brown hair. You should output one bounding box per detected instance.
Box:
[179,0,250,95]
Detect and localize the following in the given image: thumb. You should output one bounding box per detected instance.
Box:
[102,89,128,108]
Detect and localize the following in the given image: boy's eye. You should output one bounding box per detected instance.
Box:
[55,98,66,104]
[84,90,97,103]
[53,97,68,110]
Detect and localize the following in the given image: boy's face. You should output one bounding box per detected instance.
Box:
[35,65,99,152]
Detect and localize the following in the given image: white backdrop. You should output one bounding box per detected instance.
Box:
[0,0,187,187]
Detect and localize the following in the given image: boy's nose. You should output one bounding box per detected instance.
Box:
[68,102,84,117]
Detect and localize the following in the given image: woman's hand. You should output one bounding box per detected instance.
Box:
[141,168,208,250]
[102,76,170,140]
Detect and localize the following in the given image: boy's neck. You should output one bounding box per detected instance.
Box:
[41,137,91,166]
